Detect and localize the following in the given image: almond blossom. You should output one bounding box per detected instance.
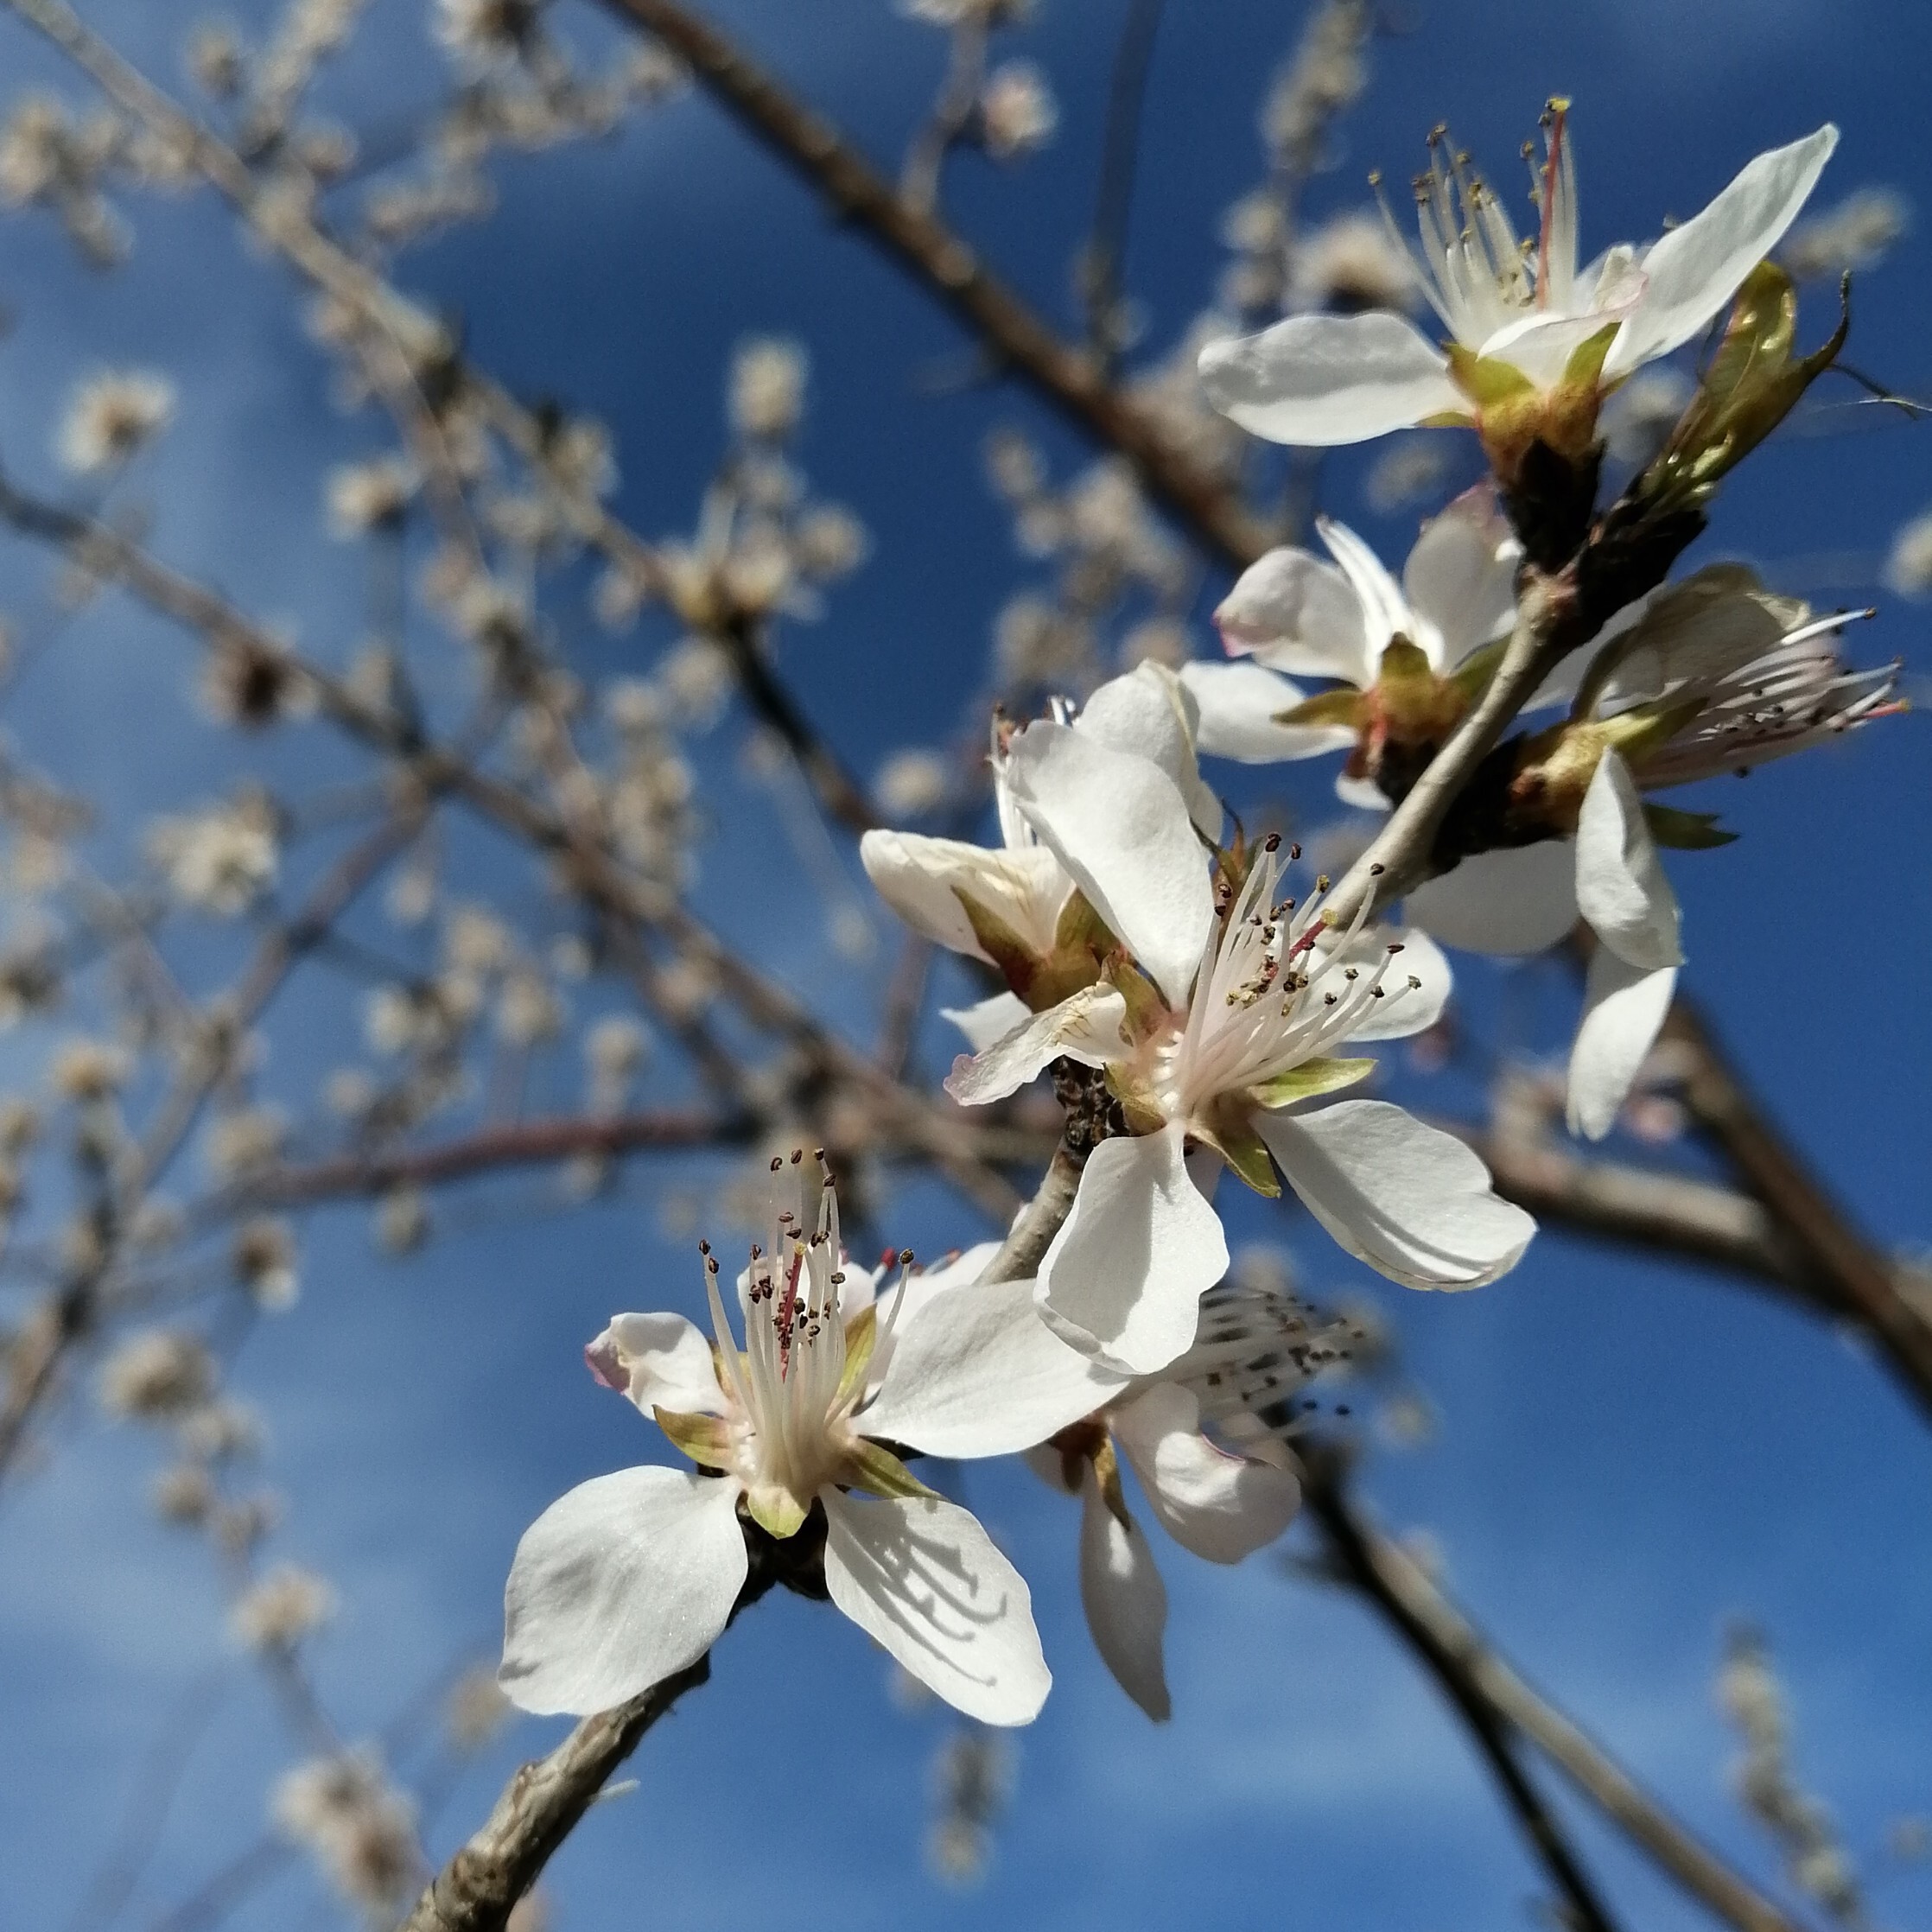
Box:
[944,716,1534,1374]
[1403,571,1898,1136]
[1184,486,1527,803]
[499,1158,1119,1726]
[1198,105,1836,453]
[1030,1278,1343,1720]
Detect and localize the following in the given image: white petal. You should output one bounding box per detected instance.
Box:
[859,1274,1125,1458]
[499,1467,745,1717]
[1077,1471,1171,1722]
[1177,660,1342,764]
[1003,721,1212,1009]
[1213,545,1373,685]
[1480,308,1632,387]
[1567,952,1679,1141]
[944,982,1128,1107]
[1257,1099,1535,1290]
[1110,1382,1300,1564]
[1333,925,1452,1042]
[1403,842,1580,956]
[1319,517,1414,658]
[1401,486,1521,670]
[584,1312,728,1419]
[1608,126,1839,376]
[859,829,1070,962]
[1076,663,1222,839]
[1037,1123,1226,1376]
[1575,752,1682,970]
[941,991,1032,1054]
[820,1490,1051,1726]
[1334,769,1394,813]
[1198,310,1465,447]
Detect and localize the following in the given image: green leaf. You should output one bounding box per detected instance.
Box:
[842,1439,937,1503]
[1249,1057,1377,1111]
[652,1407,734,1473]
[1642,803,1738,849]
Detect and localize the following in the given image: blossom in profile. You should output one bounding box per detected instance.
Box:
[1198,105,1836,457]
[500,1159,1121,1725]
[1032,1279,1343,1719]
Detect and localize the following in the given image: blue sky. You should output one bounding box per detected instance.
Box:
[0,2,1928,1929]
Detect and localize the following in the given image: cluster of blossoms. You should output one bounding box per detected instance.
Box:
[501,99,1903,1740]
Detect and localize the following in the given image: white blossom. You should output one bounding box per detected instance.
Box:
[57,371,175,473]
[728,337,807,439]
[979,61,1057,160]
[501,1160,1119,1725]
[1200,106,1836,447]
[232,1563,336,1650]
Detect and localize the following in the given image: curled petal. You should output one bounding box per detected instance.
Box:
[940,991,1032,1054]
[1404,842,1580,956]
[1400,486,1520,671]
[944,983,1128,1107]
[821,1490,1051,1725]
[858,1274,1126,1459]
[1567,951,1679,1141]
[1198,311,1465,447]
[584,1312,728,1419]
[1256,1099,1535,1290]
[1077,1470,1171,1722]
[859,829,1069,962]
[1575,752,1682,971]
[1214,545,1372,685]
[499,1466,745,1717]
[1110,1382,1300,1564]
[1609,125,1838,376]
[1003,722,1212,1008]
[1037,1122,1227,1376]
[1179,660,1342,764]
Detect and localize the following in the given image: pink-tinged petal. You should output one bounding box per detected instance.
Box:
[940,991,1032,1055]
[1003,721,1212,1009]
[1567,952,1679,1141]
[1575,752,1682,970]
[1076,664,1222,839]
[944,983,1129,1107]
[1198,310,1465,447]
[499,1466,745,1717]
[820,1490,1051,1725]
[1256,1099,1535,1290]
[1077,1470,1171,1722]
[859,829,1070,962]
[857,1274,1125,1459]
[1404,842,1580,956]
[1178,660,1344,763]
[584,1312,728,1418]
[1036,1123,1226,1376]
[1401,486,1521,670]
[1214,545,1372,684]
[1110,1382,1300,1564]
[1608,126,1839,376]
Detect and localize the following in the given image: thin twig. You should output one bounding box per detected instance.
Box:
[1301,1463,1814,1932]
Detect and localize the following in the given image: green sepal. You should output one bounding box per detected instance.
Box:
[834,1304,877,1410]
[955,887,1043,988]
[1192,1105,1281,1198]
[1642,803,1738,849]
[1560,321,1621,392]
[1103,956,1169,1045]
[842,1438,937,1503]
[653,1406,733,1473]
[1249,1056,1377,1112]
[1450,636,1510,702]
[745,1481,810,1540]
[1103,1064,1170,1139]
[1376,638,1435,691]
[1446,343,1536,409]
[1598,695,1706,767]
[1274,689,1365,729]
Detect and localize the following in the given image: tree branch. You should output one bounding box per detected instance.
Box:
[1301,1463,1814,1932]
